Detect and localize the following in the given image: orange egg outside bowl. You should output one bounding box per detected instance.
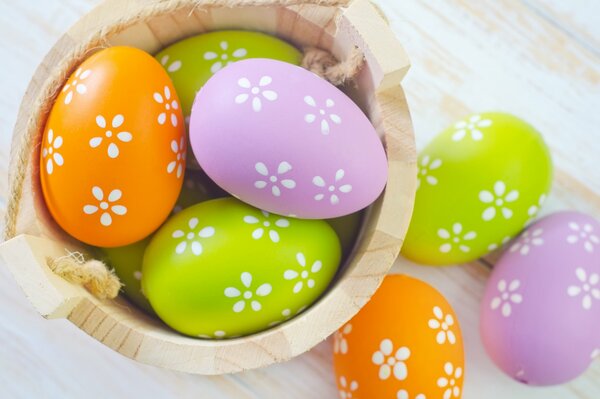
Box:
[39,46,185,247]
[333,275,465,399]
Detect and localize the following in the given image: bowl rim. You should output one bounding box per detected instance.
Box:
[1,0,417,374]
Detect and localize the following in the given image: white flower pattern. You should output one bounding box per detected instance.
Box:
[527,193,547,218]
[479,181,519,221]
[62,68,92,105]
[243,210,289,243]
[490,279,523,317]
[313,169,352,205]
[428,306,456,345]
[566,222,599,253]
[254,161,296,197]
[371,339,410,381]
[417,155,442,189]
[487,236,511,251]
[452,114,492,141]
[167,137,186,178]
[172,217,215,256]
[235,76,277,112]
[567,267,599,310]
[224,272,272,313]
[153,86,179,127]
[89,114,132,159]
[437,362,463,399]
[438,223,477,253]
[83,186,127,227]
[510,228,544,255]
[303,95,342,135]
[334,323,352,355]
[283,252,323,294]
[338,377,358,399]
[203,41,248,74]
[42,129,64,175]
[160,54,182,73]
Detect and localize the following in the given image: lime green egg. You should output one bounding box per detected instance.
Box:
[142,197,341,338]
[99,237,153,314]
[402,112,553,265]
[155,30,302,120]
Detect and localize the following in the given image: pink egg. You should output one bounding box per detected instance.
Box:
[189,59,388,219]
[480,211,600,386]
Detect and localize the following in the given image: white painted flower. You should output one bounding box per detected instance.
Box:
[283,252,322,294]
[303,95,342,135]
[171,217,215,256]
[203,41,248,74]
[153,86,179,127]
[567,267,600,310]
[42,129,64,175]
[83,186,127,227]
[397,390,426,399]
[62,67,92,105]
[197,330,227,339]
[527,193,547,217]
[167,137,185,178]
[490,279,523,317]
[254,161,296,197]
[566,222,599,253]
[437,362,463,399]
[487,236,511,251]
[224,272,272,313]
[510,228,544,255]
[438,223,477,253]
[371,339,410,381]
[334,323,352,355]
[160,54,182,73]
[313,169,352,205]
[243,210,289,243]
[417,155,442,189]
[479,181,519,221]
[235,76,277,112]
[89,114,132,159]
[428,306,456,345]
[451,114,492,141]
[338,376,358,399]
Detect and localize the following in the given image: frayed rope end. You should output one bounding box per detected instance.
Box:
[47,251,122,300]
[301,46,364,86]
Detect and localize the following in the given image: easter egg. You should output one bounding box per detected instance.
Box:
[99,237,153,314]
[402,113,552,265]
[190,58,387,219]
[155,30,301,120]
[481,211,600,386]
[40,46,185,247]
[142,197,341,338]
[333,275,464,399]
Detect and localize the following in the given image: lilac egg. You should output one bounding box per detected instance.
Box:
[480,211,600,386]
[189,58,387,218]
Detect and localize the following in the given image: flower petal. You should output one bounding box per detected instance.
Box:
[482,207,496,221]
[284,270,298,280]
[100,212,112,226]
[393,362,408,380]
[269,230,280,243]
[372,351,384,365]
[262,90,277,101]
[232,48,247,58]
[171,113,178,127]
[199,226,215,238]
[275,218,290,228]
[244,216,259,224]
[241,272,252,287]
[379,364,391,380]
[108,143,119,158]
[92,186,104,201]
[112,114,124,128]
[233,300,245,313]
[271,185,281,197]
[175,241,187,254]
[255,162,269,176]
[256,283,272,296]
[158,113,166,125]
[278,161,292,174]
[53,153,64,166]
[440,243,452,253]
[252,97,262,112]
[311,260,322,273]
[479,190,494,203]
[313,176,325,187]
[83,205,98,215]
[117,132,132,142]
[252,228,264,239]
[501,302,512,317]
[89,137,102,148]
[502,207,514,219]
[235,93,249,104]
[225,287,240,297]
[380,339,393,355]
[96,115,106,128]
[191,241,203,255]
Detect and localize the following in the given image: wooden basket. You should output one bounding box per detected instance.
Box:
[0,0,416,374]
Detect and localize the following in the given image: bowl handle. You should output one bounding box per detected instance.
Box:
[0,235,88,319]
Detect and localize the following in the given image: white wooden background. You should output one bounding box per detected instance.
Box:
[1,0,599,398]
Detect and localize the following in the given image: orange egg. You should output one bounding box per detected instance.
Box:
[333,275,464,399]
[40,46,185,247]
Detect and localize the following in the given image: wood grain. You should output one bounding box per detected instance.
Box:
[0,0,598,397]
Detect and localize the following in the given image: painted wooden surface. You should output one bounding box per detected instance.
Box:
[0,0,598,398]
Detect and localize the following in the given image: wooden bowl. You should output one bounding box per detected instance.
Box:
[0,0,416,374]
